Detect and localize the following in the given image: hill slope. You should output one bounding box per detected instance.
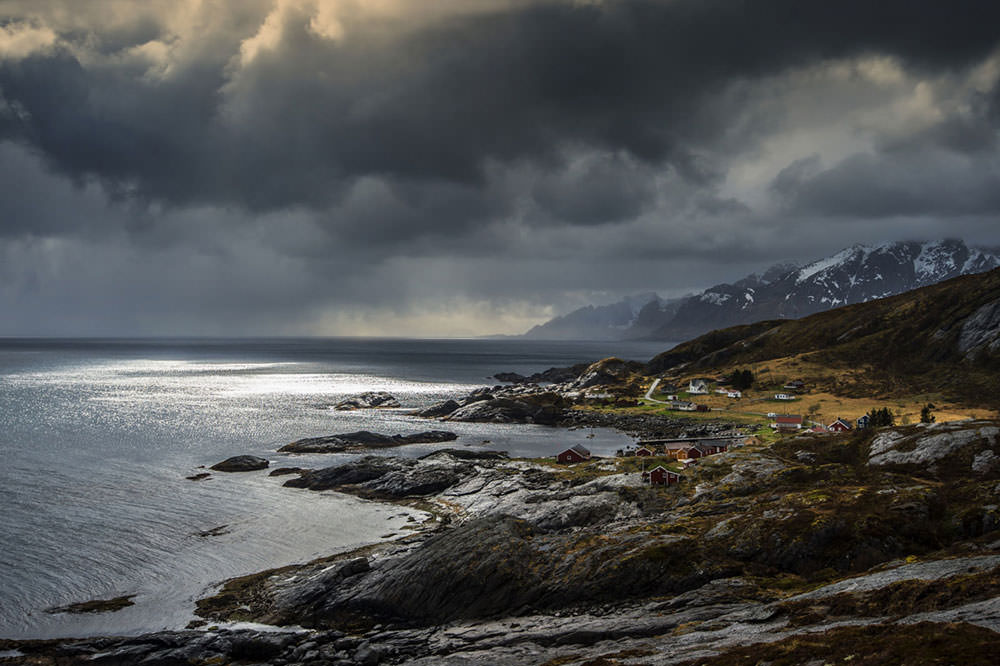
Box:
[644,267,1000,408]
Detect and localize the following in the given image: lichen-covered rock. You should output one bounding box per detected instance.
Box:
[868,421,1000,470]
[570,357,643,389]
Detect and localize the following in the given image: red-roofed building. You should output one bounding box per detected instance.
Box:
[774,414,803,432]
[649,466,681,486]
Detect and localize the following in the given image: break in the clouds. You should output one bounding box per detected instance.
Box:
[0,0,998,336]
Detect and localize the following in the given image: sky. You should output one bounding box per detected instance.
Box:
[0,0,999,337]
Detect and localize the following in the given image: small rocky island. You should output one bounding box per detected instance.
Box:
[279,430,458,454]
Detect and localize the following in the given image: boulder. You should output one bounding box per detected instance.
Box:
[210,455,269,472]
[334,391,401,410]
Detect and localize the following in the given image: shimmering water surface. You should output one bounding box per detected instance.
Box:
[0,337,668,638]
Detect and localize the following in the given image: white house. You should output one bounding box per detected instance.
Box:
[688,379,708,395]
[774,393,795,401]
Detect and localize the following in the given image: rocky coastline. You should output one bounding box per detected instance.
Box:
[8,414,1000,665]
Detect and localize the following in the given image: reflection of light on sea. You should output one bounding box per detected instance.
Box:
[220,373,480,397]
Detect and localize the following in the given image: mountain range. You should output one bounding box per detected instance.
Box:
[521,239,1000,341]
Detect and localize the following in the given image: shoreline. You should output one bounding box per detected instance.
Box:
[5,371,1000,664]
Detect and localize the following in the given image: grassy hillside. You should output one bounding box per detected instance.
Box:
[644,268,1000,410]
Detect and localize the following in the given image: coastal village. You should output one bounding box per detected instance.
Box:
[553,370,935,489]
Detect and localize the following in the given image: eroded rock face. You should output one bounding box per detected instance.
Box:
[269,517,713,629]
[958,298,1000,359]
[210,455,269,472]
[571,357,643,389]
[868,421,1000,471]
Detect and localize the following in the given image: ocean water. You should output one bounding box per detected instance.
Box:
[0,337,669,638]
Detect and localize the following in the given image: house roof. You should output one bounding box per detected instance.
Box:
[829,418,852,428]
[567,444,591,456]
[776,414,803,423]
[650,465,679,475]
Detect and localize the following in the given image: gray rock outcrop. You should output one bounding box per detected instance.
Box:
[210,455,269,472]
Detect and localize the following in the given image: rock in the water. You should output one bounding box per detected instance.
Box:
[284,457,413,490]
[334,391,401,410]
[210,455,269,472]
[269,466,306,477]
[446,394,565,425]
[493,372,528,383]
[419,448,510,461]
[280,430,458,453]
[418,399,461,417]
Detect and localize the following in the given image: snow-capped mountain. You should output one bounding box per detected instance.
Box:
[519,240,1000,341]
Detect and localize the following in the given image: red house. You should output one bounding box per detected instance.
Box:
[649,466,681,485]
[828,418,852,432]
[678,444,710,460]
[635,446,655,457]
[556,444,591,464]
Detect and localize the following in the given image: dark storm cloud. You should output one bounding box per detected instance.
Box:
[2,0,999,215]
[1,0,999,336]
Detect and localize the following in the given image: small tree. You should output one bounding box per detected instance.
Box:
[867,407,895,428]
[920,404,935,423]
[730,369,754,391]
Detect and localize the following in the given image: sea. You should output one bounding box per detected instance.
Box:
[0,337,669,639]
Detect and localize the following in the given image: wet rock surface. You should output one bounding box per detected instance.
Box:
[334,391,401,410]
[210,454,269,472]
[280,430,458,453]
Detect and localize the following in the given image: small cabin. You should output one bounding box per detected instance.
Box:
[727,391,742,399]
[784,379,806,391]
[808,425,828,433]
[678,444,709,460]
[556,444,592,464]
[828,417,852,432]
[671,400,697,411]
[699,440,729,455]
[774,393,795,401]
[649,466,681,486]
[857,414,871,429]
[635,446,655,457]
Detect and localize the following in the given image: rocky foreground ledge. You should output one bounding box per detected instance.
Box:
[7,420,1000,665]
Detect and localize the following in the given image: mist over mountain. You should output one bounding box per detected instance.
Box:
[520,239,1000,341]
